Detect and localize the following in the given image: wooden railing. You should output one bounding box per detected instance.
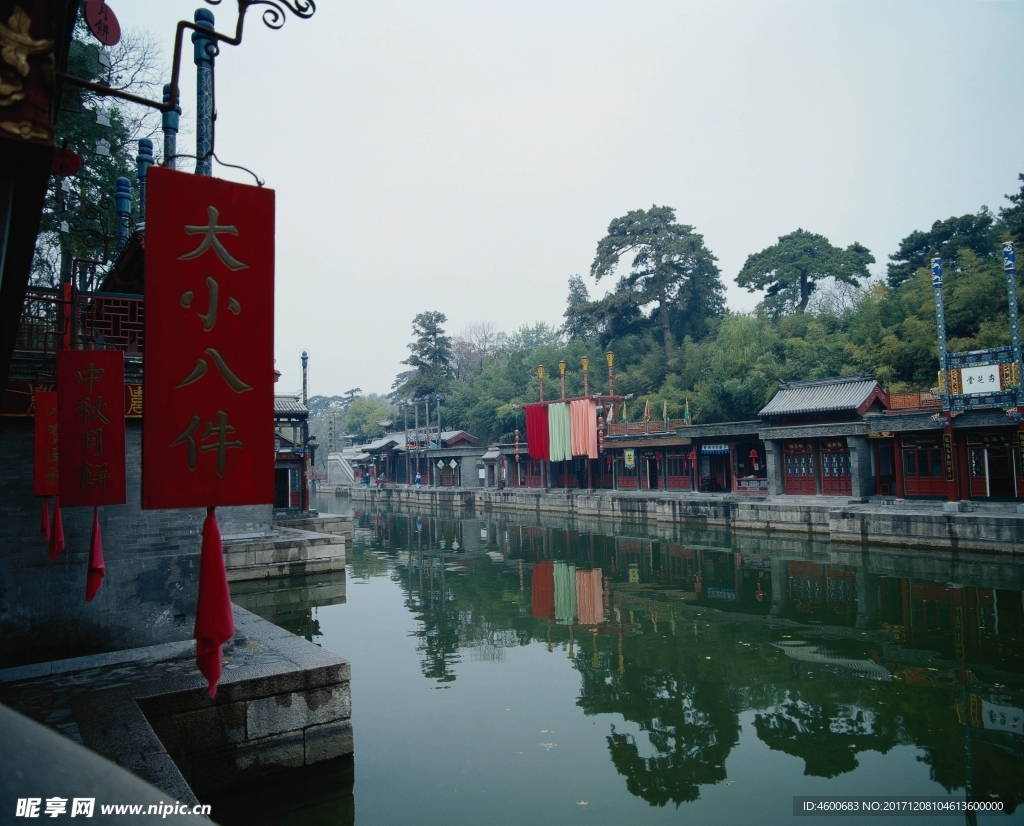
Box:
[16,288,145,355]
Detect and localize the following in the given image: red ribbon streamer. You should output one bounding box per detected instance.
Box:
[48,497,65,560]
[41,499,50,541]
[86,506,105,602]
[194,507,235,698]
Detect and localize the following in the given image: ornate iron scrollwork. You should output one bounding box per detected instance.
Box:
[205,0,316,30]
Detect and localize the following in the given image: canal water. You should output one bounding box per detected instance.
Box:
[216,492,1024,825]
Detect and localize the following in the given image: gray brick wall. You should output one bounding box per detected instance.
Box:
[0,419,272,667]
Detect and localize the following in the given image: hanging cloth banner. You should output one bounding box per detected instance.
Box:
[85,506,105,602]
[49,498,64,560]
[194,507,235,698]
[569,399,598,459]
[142,166,275,509]
[548,402,572,462]
[34,390,59,542]
[57,351,127,507]
[524,404,549,461]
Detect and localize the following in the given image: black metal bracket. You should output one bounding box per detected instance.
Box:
[53,0,315,114]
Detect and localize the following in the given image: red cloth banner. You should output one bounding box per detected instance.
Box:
[49,501,64,560]
[195,508,234,697]
[33,390,58,497]
[56,351,127,507]
[143,167,275,509]
[86,507,105,602]
[525,404,549,461]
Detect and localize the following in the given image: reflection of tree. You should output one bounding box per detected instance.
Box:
[753,692,900,778]
[345,511,1024,811]
[576,642,739,806]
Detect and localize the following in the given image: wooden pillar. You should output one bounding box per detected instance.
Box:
[893,435,905,499]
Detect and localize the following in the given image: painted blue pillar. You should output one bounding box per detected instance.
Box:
[161,83,181,169]
[1004,243,1023,403]
[931,257,949,400]
[136,139,154,225]
[192,8,215,176]
[114,177,132,254]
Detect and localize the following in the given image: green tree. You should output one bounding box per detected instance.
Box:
[33,21,161,288]
[344,396,394,440]
[392,311,454,400]
[999,174,1024,248]
[591,206,723,361]
[737,229,874,315]
[561,274,593,341]
[886,209,998,289]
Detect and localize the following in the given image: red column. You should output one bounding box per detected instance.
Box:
[893,435,905,499]
[945,413,960,502]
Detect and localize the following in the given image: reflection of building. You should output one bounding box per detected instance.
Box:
[274,395,310,510]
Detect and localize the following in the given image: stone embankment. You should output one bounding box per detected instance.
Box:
[349,487,1024,554]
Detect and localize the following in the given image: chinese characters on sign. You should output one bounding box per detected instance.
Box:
[959,364,1003,395]
[33,390,58,497]
[143,167,274,508]
[56,351,127,507]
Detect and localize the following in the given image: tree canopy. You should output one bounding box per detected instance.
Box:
[392,311,454,400]
[590,206,724,361]
[886,210,998,289]
[32,20,162,288]
[737,229,874,315]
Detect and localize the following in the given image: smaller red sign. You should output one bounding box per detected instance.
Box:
[57,350,127,507]
[51,148,82,177]
[33,391,59,497]
[84,0,121,46]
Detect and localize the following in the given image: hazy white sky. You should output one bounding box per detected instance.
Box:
[116,1,1024,397]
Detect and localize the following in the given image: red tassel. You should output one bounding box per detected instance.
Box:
[41,499,50,541]
[48,497,65,560]
[194,507,234,698]
[86,507,105,602]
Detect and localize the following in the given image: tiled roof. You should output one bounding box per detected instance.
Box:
[759,374,880,417]
[274,396,308,416]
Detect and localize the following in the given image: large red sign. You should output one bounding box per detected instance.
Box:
[33,390,59,497]
[143,167,275,508]
[57,350,127,506]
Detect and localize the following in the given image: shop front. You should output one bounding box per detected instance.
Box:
[699,443,731,492]
[964,432,1022,500]
[782,440,817,495]
[900,434,947,498]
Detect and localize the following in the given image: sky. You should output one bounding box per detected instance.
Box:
[112,0,1024,398]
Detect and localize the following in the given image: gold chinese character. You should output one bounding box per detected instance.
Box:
[126,385,143,416]
[82,428,103,458]
[75,363,105,392]
[73,395,111,426]
[179,206,248,270]
[176,348,252,393]
[180,276,241,332]
[78,461,109,490]
[171,411,243,477]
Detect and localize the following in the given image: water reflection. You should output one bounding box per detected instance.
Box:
[346,505,1024,815]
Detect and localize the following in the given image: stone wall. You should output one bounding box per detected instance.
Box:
[349,485,1024,554]
[0,419,272,667]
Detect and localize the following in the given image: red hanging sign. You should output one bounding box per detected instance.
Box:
[84,0,121,46]
[56,350,127,507]
[33,390,59,497]
[143,167,275,509]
